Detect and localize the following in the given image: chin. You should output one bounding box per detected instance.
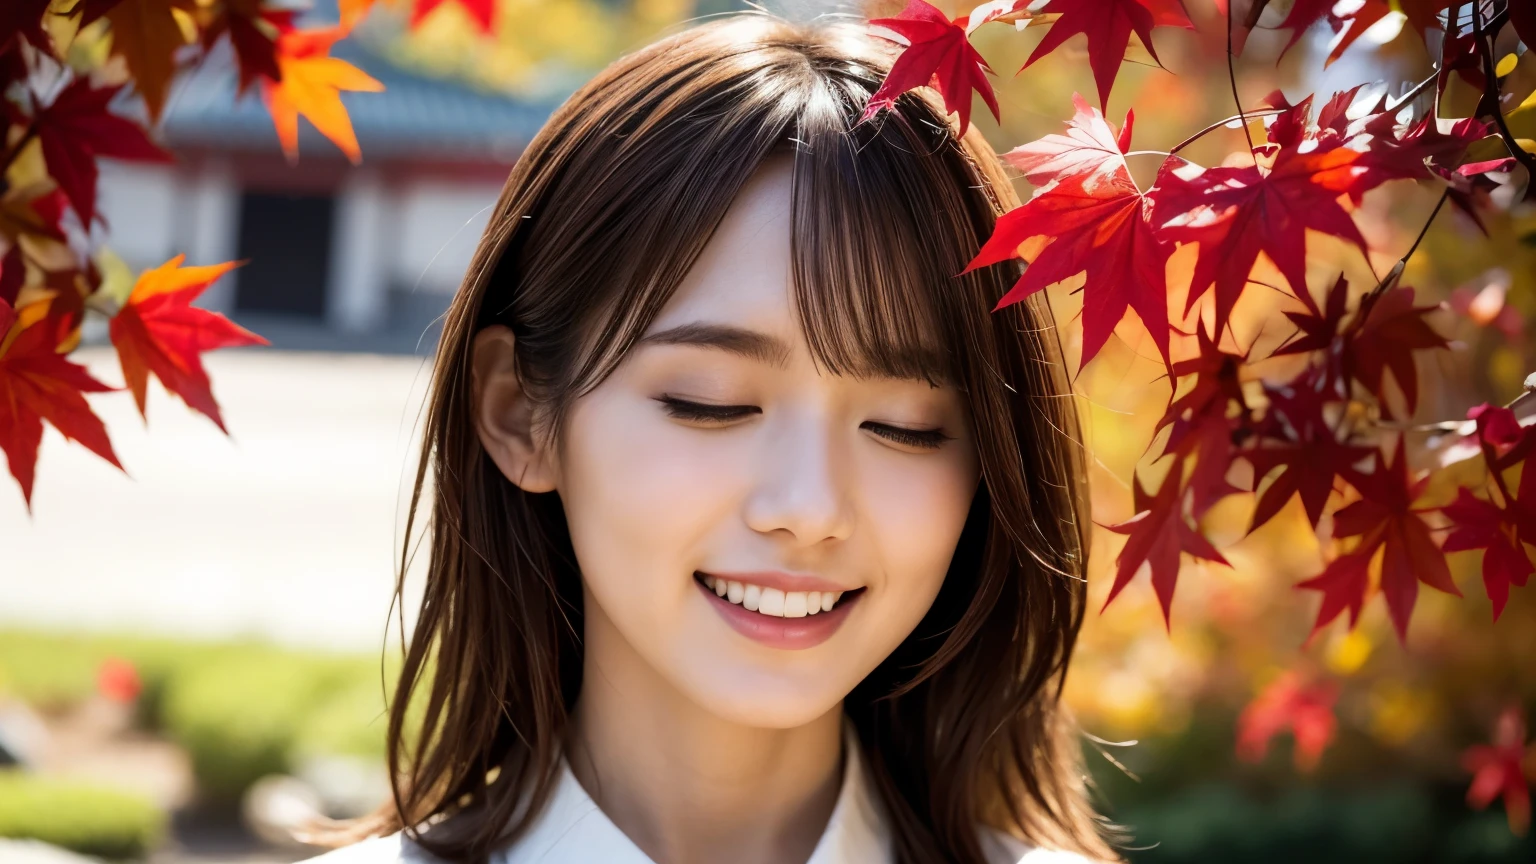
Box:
[675,663,853,729]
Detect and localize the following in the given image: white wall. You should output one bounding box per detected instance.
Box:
[95,161,180,270]
[94,164,503,325]
[392,178,501,296]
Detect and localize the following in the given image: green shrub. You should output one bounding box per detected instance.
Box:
[0,771,165,860]
[0,630,223,726]
[0,629,414,806]
[160,649,379,803]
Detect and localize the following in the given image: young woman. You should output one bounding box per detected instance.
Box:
[306,11,1116,864]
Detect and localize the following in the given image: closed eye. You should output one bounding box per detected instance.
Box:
[655,396,951,450]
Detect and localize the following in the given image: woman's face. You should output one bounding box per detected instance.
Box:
[527,156,979,727]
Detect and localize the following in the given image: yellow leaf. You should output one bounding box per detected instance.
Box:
[127,253,243,304]
[103,0,193,123]
[262,31,384,164]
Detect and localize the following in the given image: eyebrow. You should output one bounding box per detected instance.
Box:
[636,321,952,386]
[636,322,792,369]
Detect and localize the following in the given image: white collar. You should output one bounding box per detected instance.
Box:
[499,719,892,864]
[307,725,1077,864]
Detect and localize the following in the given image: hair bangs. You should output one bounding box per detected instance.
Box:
[785,74,982,390]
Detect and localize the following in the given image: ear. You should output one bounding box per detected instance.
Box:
[471,325,559,493]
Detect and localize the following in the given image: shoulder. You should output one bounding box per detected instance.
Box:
[292,833,449,864]
[978,825,1105,864]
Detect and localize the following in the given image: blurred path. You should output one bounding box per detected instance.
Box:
[0,347,432,652]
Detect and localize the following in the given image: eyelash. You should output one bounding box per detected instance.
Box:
[656,396,952,450]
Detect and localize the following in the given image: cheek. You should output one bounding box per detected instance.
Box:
[555,390,740,603]
[859,447,979,593]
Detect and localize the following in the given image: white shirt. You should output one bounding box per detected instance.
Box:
[301,722,1090,864]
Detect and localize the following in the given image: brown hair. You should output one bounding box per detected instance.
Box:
[339,11,1115,864]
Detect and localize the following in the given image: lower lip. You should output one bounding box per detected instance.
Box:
[696,577,862,650]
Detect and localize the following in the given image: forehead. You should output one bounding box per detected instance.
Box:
[639,154,952,387]
[646,156,797,336]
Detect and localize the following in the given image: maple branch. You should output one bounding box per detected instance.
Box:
[0,124,37,175]
[1472,0,1536,179]
[1226,6,1257,156]
[1385,71,1440,114]
[1364,188,1450,302]
[1479,435,1517,509]
[0,82,38,175]
[1168,108,1286,155]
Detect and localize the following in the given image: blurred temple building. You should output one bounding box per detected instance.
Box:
[96,12,560,355]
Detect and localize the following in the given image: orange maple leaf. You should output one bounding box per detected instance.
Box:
[260,22,384,164]
[107,254,268,432]
[90,0,195,124]
[0,301,123,509]
[411,0,496,33]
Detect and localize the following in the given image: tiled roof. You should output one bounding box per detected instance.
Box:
[155,2,567,161]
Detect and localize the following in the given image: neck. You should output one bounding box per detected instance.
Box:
[566,592,845,864]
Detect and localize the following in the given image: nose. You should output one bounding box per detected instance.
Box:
[742,407,854,546]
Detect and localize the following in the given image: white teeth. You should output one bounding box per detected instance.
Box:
[758,588,785,616]
[702,576,850,618]
[783,592,808,618]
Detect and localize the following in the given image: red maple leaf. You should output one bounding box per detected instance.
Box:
[0,245,22,310]
[861,0,1017,136]
[1101,468,1229,626]
[963,95,1171,369]
[1247,371,1373,532]
[107,254,268,432]
[1148,124,1377,340]
[32,76,174,227]
[1251,0,1392,64]
[0,0,53,58]
[0,305,123,509]
[1348,286,1449,419]
[1322,0,1393,65]
[1268,0,1334,58]
[1398,0,1456,46]
[1467,403,1536,469]
[1359,115,1492,188]
[1236,671,1339,771]
[199,0,298,95]
[1002,92,1132,187]
[1273,273,1351,374]
[411,0,495,33]
[1462,707,1534,836]
[1154,326,1249,515]
[1022,0,1192,110]
[1298,436,1459,641]
[1441,488,1534,622]
[1439,404,1536,620]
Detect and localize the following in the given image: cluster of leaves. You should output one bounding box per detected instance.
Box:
[0,0,498,507]
[863,0,1534,831]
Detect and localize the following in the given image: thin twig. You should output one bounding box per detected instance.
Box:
[1365,187,1450,302]
[1226,6,1257,156]
[1472,0,1536,177]
[1385,70,1441,113]
[1168,108,1286,155]
[0,125,38,176]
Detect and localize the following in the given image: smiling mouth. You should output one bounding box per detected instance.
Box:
[694,572,864,619]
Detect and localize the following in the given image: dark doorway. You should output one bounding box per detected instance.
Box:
[233,190,334,319]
